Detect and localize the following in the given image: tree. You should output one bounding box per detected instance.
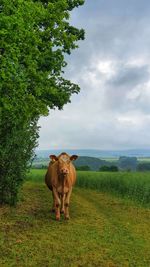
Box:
[109,165,118,172]
[137,162,150,171]
[76,165,91,171]
[0,0,85,205]
[99,165,118,172]
[99,165,110,172]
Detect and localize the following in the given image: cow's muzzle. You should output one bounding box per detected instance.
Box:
[60,169,69,176]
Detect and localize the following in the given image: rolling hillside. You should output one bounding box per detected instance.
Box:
[32,156,113,171]
[74,156,109,171]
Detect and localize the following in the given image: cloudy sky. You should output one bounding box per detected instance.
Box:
[38,0,150,150]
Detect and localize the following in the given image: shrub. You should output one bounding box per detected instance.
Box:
[76,165,91,171]
[99,165,118,172]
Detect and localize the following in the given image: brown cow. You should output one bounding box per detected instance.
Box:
[45,152,78,220]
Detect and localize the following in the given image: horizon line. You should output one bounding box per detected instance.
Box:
[36,148,150,151]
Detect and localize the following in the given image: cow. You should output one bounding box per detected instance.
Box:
[45,152,78,220]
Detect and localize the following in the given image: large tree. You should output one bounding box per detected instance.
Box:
[0,0,85,205]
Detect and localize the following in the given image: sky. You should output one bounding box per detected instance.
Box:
[38,0,150,150]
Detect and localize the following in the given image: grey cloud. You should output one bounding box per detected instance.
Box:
[109,65,149,88]
[103,64,150,113]
[39,0,150,150]
[72,0,150,24]
[68,0,150,70]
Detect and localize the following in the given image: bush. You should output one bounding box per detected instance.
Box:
[137,162,150,171]
[0,119,39,205]
[99,165,118,172]
[76,165,91,171]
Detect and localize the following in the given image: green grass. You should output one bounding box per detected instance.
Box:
[0,173,150,267]
[32,160,49,167]
[76,171,150,206]
[27,169,150,206]
[26,169,46,182]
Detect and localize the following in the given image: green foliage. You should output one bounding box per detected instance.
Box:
[76,171,150,205]
[99,165,110,171]
[0,0,85,205]
[99,165,118,172]
[76,165,91,171]
[137,162,150,171]
[109,165,119,172]
[27,169,150,205]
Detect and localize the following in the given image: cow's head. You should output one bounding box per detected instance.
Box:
[50,152,78,176]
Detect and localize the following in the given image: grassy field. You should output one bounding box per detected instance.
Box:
[27,169,150,206]
[76,171,150,206]
[0,170,150,266]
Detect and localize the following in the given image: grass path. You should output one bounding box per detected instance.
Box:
[0,181,150,267]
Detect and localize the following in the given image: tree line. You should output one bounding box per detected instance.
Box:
[32,156,150,172]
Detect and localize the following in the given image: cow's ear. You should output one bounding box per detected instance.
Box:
[49,155,58,161]
[70,155,78,161]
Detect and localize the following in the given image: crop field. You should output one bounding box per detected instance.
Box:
[77,171,150,206]
[27,170,150,206]
[0,170,150,266]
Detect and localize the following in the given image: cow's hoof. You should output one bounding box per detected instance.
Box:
[65,216,70,220]
[56,216,60,221]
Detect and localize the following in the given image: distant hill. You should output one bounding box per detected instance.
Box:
[32,154,149,171]
[32,156,111,171]
[35,149,150,159]
[74,156,109,171]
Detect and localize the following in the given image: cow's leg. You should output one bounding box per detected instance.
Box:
[52,188,61,221]
[51,191,55,213]
[60,194,65,214]
[64,187,72,220]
